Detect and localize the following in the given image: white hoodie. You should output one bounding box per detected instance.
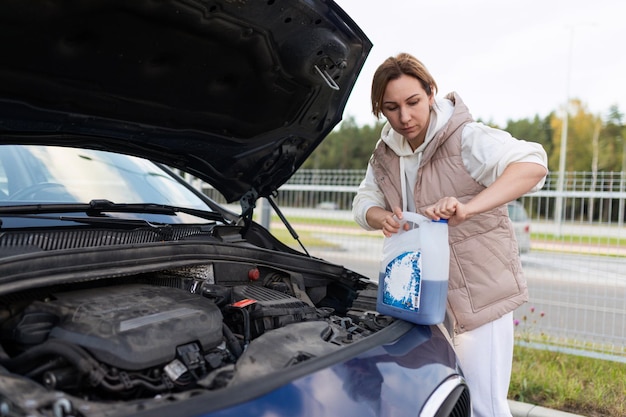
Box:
[352,96,548,231]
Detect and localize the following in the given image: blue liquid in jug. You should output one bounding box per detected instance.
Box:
[377,251,448,325]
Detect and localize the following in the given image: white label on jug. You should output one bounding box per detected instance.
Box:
[382,251,421,311]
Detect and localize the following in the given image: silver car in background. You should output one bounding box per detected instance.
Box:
[508,201,531,253]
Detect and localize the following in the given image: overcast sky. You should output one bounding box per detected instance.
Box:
[334,0,625,127]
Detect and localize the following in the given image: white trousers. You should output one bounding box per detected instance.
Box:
[453,312,514,417]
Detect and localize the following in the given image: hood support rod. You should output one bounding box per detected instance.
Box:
[266,195,310,257]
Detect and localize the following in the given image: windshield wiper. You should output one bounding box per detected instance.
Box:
[0,199,227,223]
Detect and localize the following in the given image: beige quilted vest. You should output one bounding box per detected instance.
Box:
[370,92,527,334]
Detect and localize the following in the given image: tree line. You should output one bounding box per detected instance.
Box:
[303,99,626,174]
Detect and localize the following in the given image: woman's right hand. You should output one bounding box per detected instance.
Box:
[367,206,405,237]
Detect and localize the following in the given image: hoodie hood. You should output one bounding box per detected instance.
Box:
[0,0,371,204]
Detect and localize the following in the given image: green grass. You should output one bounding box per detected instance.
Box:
[270,228,340,248]
[531,232,626,247]
[271,215,356,227]
[510,345,626,417]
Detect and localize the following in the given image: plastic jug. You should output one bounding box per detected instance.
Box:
[376,212,449,325]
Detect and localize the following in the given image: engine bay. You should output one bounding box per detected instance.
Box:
[0,259,389,415]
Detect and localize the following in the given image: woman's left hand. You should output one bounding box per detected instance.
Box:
[424,197,470,227]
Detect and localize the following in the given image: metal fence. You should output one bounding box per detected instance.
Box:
[200,170,626,361]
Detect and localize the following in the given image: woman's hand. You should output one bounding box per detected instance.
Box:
[381,207,406,237]
[424,197,471,227]
[366,206,407,237]
[424,162,548,227]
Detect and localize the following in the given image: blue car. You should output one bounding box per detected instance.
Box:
[0,1,470,416]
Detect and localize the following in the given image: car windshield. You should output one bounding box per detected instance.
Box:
[0,145,209,210]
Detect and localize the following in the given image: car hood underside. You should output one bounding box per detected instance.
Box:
[0,0,371,202]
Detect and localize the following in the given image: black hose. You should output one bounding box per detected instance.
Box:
[224,306,251,349]
[26,356,66,378]
[0,339,101,379]
[222,324,243,358]
[240,308,251,348]
[99,375,166,392]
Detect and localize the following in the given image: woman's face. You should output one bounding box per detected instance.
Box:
[381,74,434,149]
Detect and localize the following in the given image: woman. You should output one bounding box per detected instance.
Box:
[352,53,548,417]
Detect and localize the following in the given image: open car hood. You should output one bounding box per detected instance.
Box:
[0,0,371,203]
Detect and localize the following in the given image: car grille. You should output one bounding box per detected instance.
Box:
[446,385,471,417]
[421,375,471,417]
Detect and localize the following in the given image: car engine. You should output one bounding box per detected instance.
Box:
[0,265,386,404]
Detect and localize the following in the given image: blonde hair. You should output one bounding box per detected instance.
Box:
[371,53,438,118]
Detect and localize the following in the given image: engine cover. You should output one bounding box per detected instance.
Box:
[27,284,223,370]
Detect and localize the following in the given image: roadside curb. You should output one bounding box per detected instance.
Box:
[510,400,583,417]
